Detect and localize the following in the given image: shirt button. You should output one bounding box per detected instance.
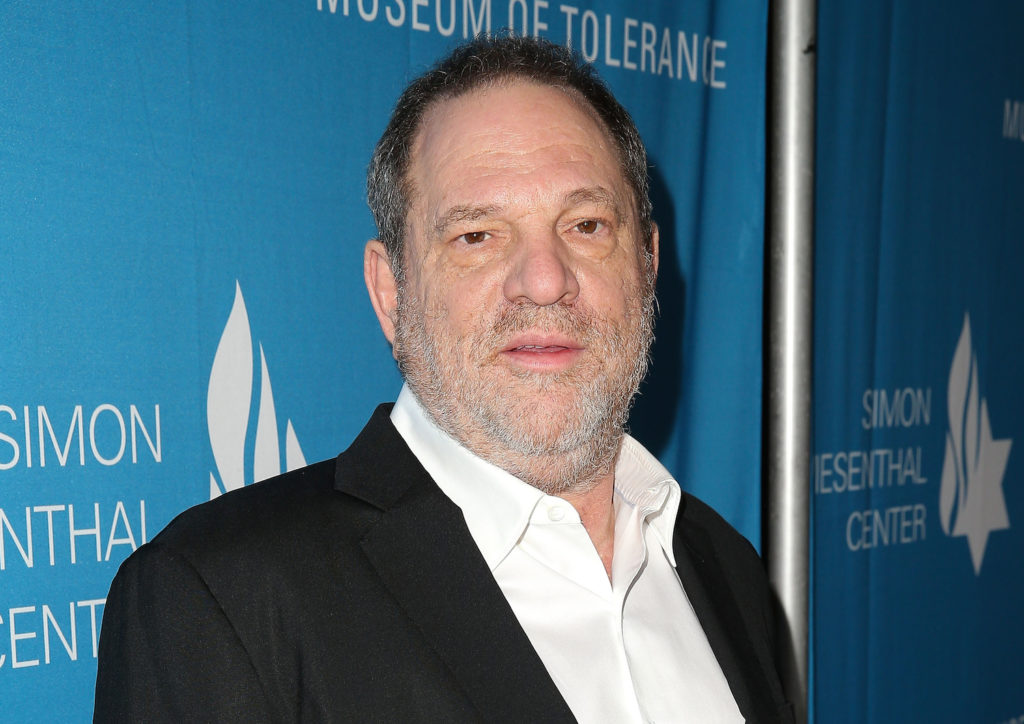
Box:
[547,506,566,522]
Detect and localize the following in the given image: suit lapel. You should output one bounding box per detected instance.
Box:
[336,406,576,723]
[672,508,779,723]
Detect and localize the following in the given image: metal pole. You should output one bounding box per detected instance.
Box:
[766,0,816,720]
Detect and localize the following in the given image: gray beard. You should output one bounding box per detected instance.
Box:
[394,273,655,497]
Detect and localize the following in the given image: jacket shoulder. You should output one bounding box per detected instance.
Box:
[676,491,777,641]
[678,492,761,559]
[130,456,387,592]
[674,492,793,721]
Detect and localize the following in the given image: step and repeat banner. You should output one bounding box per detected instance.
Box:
[1,1,766,719]
[814,0,1023,721]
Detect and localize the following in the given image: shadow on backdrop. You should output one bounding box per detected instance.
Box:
[630,163,685,458]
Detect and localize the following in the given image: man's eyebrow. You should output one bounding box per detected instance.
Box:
[564,187,623,221]
[432,188,622,236]
[433,204,503,236]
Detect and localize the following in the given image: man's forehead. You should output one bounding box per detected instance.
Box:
[407,81,628,210]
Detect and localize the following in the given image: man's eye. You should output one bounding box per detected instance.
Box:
[460,231,490,244]
[575,220,602,234]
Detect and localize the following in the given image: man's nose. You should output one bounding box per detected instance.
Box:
[502,231,581,307]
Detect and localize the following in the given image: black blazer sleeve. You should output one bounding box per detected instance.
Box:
[94,542,274,723]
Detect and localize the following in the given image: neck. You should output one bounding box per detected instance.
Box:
[562,472,617,579]
[414,392,624,577]
[467,430,621,580]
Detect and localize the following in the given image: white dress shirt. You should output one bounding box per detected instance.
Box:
[391,385,743,723]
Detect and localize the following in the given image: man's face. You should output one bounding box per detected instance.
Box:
[368,81,657,495]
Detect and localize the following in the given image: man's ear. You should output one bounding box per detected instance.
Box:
[364,240,399,355]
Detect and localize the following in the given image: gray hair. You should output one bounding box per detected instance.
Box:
[366,33,653,281]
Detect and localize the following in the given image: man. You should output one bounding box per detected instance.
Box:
[95,35,792,722]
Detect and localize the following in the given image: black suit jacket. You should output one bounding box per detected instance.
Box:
[94,405,793,722]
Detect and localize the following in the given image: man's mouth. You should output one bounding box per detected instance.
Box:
[500,336,584,371]
[510,344,571,352]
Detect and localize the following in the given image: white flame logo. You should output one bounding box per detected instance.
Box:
[207,282,307,499]
[939,314,1012,575]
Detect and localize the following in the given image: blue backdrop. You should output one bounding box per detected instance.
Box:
[1,1,766,719]
[813,0,1024,720]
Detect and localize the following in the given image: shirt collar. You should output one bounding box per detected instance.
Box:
[613,436,681,567]
[390,384,681,570]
